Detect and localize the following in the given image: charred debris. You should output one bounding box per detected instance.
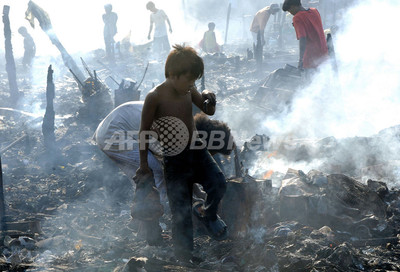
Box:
[1,2,400,272]
[1,50,399,271]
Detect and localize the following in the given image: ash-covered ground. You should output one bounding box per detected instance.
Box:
[1,40,400,272]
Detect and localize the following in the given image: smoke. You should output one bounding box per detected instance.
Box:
[241,0,400,186]
[262,0,400,139]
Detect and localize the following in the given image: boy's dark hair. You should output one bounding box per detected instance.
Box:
[146,1,155,10]
[194,113,234,155]
[208,22,215,30]
[165,44,204,79]
[282,0,301,11]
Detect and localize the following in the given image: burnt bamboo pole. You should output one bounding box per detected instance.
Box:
[0,156,6,238]
[42,65,55,150]
[224,3,231,45]
[2,5,20,103]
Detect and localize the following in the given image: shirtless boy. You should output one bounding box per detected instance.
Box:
[136,44,228,262]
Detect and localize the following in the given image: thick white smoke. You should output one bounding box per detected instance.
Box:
[245,0,400,185]
[263,0,400,139]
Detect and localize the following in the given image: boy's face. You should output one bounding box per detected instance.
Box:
[170,73,196,96]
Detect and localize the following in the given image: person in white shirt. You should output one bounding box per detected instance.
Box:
[146,1,173,58]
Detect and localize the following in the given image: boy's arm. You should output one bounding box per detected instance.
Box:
[191,87,216,115]
[147,16,153,39]
[137,91,158,176]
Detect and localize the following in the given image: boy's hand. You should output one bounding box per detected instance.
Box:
[201,90,216,106]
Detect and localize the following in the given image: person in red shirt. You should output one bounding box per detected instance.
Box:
[282,0,328,70]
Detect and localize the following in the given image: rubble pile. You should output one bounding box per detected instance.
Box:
[0,47,400,271]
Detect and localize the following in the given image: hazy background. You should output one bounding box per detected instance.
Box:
[0,0,277,57]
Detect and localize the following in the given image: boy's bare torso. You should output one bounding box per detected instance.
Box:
[152,82,195,142]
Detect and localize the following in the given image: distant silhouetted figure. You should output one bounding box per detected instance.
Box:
[146,1,172,59]
[103,4,118,62]
[18,26,36,69]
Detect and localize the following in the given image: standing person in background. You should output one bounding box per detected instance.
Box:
[250,4,280,52]
[103,4,118,62]
[18,26,36,69]
[146,1,173,59]
[282,0,328,75]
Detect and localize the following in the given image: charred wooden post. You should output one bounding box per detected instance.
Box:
[2,5,20,103]
[224,3,231,44]
[0,156,6,238]
[25,1,85,83]
[42,65,56,150]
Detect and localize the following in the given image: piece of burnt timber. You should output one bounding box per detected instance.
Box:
[25,1,85,83]
[0,156,6,239]
[42,65,56,150]
[0,134,28,154]
[350,236,399,247]
[2,6,20,103]
[114,79,140,108]
[78,75,113,126]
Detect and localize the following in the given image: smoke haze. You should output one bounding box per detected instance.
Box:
[263,0,400,139]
